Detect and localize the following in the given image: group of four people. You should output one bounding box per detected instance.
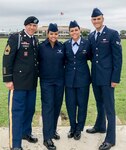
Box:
[2,8,122,150]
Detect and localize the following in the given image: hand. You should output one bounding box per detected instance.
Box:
[111,82,118,88]
[5,82,14,90]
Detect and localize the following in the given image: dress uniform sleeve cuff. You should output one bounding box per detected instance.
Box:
[3,75,13,82]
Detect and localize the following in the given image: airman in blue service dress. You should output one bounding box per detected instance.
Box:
[39,23,65,150]
[2,16,39,150]
[86,8,122,150]
[64,21,91,140]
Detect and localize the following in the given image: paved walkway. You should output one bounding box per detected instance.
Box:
[0,126,126,150]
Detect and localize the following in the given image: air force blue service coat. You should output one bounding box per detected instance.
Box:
[88,26,122,85]
[64,37,91,87]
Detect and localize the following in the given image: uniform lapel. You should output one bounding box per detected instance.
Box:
[76,38,85,55]
[67,39,74,55]
[96,26,107,45]
[91,31,96,44]
[101,26,107,38]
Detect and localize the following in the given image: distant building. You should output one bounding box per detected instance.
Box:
[35,25,90,39]
[0,30,9,37]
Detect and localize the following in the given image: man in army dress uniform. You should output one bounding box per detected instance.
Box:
[2,16,39,150]
[86,8,122,150]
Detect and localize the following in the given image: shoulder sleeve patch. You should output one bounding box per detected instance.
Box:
[4,44,11,55]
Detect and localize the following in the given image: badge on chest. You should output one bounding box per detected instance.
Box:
[82,49,87,54]
[57,49,63,54]
[101,39,109,43]
[21,42,30,48]
[24,51,28,56]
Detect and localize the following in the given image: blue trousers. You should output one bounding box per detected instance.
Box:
[92,84,115,144]
[65,86,89,132]
[8,89,36,148]
[40,80,64,140]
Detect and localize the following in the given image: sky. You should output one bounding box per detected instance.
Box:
[0,0,126,32]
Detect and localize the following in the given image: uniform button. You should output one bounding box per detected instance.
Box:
[96,54,98,56]
[74,62,76,64]
[19,70,22,73]
[74,67,76,70]
[96,61,98,63]
[25,48,27,50]
[96,48,98,50]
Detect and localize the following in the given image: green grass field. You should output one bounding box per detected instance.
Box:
[0,38,126,127]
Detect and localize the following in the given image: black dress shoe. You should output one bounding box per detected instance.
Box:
[53,132,60,140]
[86,127,106,134]
[43,139,56,150]
[22,135,38,143]
[68,131,74,138]
[74,131,81,140]
[10,148,23,150]
[99,142,115,150]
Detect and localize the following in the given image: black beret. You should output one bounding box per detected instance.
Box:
[24,16,39,26]
[91,8,103,17]
[69,20,80,29]
[48,23,58,32]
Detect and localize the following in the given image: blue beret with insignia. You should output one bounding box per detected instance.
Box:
[24,16,39,26]
[48,23,58,32]
[91,8,103,17]
[69,20,80,29]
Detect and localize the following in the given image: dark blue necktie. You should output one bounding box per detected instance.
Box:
[30,36,34,46]
[96,32,100,43]
[73,42,79,46]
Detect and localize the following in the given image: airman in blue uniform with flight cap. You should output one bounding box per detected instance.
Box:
[2,16,39,150]
[86,8,122,150]
[39,23,65,150]
[64,20,91,140]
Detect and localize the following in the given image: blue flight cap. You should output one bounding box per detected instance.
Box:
[24,16,39,26]
[48,23,58,32]
[69,20,80,29]
[91,8,103,17]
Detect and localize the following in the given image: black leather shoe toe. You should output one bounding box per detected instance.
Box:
[43,139,56,150]
[22,135,38,143]
[68,131,74,138]
[74,131,81,140]
[99,142,115,150]
[53,132,60,140]
[10,148,23,150]
[86,127,106,134]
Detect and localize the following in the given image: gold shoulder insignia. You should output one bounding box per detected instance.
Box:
[4,45,11,55]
